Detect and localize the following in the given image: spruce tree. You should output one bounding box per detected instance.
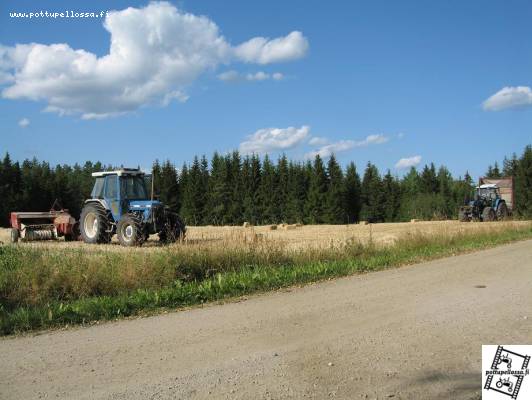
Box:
[515,145,532,217]
[360,162,384,222]
[180,157,204,225]
[382,170,400,222]
[177,162,188,216]
[199,156,210,224]
[503,153,519,177]
[241,155,261,224]
[158,160,179,212]
[258,155,278,224]
[325,155,345,224]
[285,161,306,223]
[420,163,438,193]
[305,155,328,224]
[437,166,453,217]
[491,162,502,178]
[344,162,362,223]
[276,155,289,222]
[207,152,231,225]
[227,151,243,224]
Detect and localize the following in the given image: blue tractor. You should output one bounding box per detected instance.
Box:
[459,183,509,222]
[79,168,185,246]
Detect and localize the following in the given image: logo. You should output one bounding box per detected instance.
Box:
[483,345,531,399]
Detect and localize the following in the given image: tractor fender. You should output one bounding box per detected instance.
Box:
[83,198,110,211]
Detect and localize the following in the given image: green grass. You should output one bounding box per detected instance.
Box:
[1,224,531,335]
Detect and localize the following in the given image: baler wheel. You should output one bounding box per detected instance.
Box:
[10,228,19,243]
[64,222,80,242]
[117,214,145,247]
[80,203,111,244]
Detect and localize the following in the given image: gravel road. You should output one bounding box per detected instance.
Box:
[1,240,531,399]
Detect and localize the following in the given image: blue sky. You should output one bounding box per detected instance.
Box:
[1,0,531,178]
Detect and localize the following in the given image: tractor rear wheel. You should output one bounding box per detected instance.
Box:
[496,202,509,220]
[117,214,145,247]
[10,228,19,243]
[80,203,111,244]
[482,207,496,222]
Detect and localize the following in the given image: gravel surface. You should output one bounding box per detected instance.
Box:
[1,240,531,399]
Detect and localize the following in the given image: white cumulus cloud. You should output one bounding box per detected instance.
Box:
[218,70,284,82]
[305,134,390,159]
[217,70,241,82]
[0,2,308,119]
[483,86,532,111]
[395,155,422,169]
[308,136,329,146]
[18,117,30,127]
[234,31,309,65]
[246,71,271,81]
[305,140,356,159]
[239,125,310,154]
[354,134,389,146]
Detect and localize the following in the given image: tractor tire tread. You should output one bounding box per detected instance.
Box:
[80,202,112,244]
[117,213,145,247]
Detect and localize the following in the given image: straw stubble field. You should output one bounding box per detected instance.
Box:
[1,220,530,251]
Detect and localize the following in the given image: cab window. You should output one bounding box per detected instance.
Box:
[120,175,148,200]
[105,175,118,198]
[91,177,105,199]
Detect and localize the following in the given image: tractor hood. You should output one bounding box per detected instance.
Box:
[128,200,163,210]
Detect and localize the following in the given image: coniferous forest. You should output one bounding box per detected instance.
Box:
[0,144,531,227]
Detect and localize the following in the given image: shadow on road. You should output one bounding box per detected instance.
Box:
[396,370,481,400]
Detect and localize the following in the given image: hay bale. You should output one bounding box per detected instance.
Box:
[359,221,368,225]
[410,219,419,223]
[285,224,297,230]
[268,225,278,230]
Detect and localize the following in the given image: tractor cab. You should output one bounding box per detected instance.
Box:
[79,168,185,246]
[475,184,500,205]
[90,169,161,222]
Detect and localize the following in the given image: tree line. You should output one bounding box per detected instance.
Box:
[0,144,531,227]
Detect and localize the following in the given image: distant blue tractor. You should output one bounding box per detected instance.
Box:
[80,168,185,246]
[459,184,509,222]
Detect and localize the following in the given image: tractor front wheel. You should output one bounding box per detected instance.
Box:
[80,203,111,244]
[496,202,509,220]
[482,207,496,222]
[117,214,145,247]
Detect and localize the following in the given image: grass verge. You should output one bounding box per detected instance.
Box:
[1,223,531,335]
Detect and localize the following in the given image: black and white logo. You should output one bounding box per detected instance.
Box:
[483,345,531,399]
